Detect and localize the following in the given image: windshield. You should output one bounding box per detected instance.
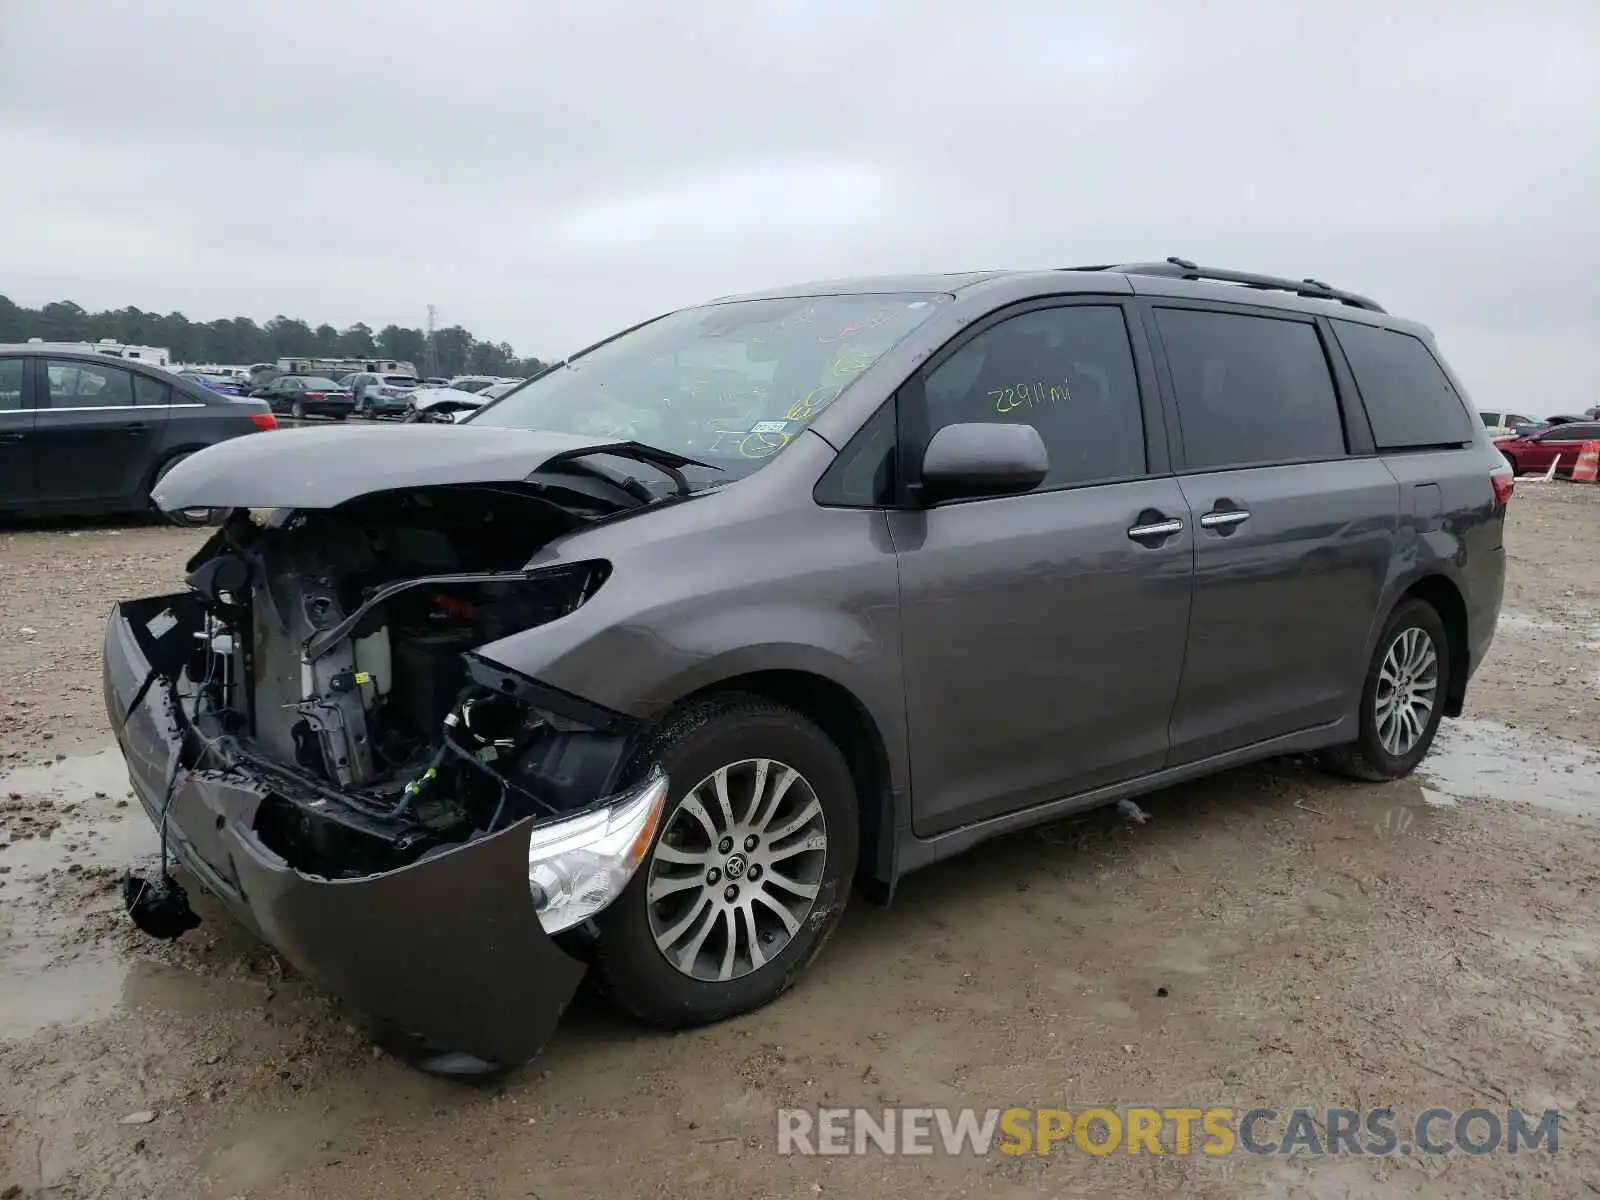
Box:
[469,292,948,478]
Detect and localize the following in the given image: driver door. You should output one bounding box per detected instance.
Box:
[889,300,1194,837]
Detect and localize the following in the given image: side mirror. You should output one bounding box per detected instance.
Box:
[918,422,1048,502]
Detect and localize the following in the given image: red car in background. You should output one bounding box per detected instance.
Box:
[1494,420,1600,475]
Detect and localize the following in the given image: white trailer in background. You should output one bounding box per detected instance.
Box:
[24,337,173,367]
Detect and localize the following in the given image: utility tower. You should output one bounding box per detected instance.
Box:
[424,304,440,378]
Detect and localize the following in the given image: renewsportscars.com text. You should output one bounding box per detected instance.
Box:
[777,1106,1560,1157]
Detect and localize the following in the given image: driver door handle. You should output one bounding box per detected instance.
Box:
[1127,517,1184,542]
[1199,509,1250,529]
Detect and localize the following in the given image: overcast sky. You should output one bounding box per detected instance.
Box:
[1,0,1595,412]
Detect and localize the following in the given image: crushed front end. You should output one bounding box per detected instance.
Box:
[102,486,668,1076]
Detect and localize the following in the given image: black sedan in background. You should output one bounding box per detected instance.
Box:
[0,345,277,524]
[251,374,356,421]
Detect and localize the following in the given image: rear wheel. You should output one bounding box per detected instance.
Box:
[590,694,858,1028]
[1319,599,1449,782]
[291,399,306,421]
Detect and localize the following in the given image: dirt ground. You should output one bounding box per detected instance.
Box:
[1,483,1598,1199]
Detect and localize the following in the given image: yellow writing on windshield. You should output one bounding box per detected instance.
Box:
[786,384,842,422]
[830,345,880,377]
[739,430,792,458]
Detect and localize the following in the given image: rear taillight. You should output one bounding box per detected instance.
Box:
[1490,469,1514,507]
[304,391,325,400]
[250,411,277,431]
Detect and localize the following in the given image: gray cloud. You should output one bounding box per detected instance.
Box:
[1,0,1595,411]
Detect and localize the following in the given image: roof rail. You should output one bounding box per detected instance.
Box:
[1063,256,1386,313]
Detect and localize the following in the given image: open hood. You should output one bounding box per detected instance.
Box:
[151,423,706,511]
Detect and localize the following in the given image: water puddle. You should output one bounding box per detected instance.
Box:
[0,747,137,798]
[0,747,160,1040]
[0,945,131,1041]
[1,747,155,883]
[1420,718,1600,815]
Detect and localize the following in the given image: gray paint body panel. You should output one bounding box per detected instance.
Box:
[1168,458,1400,762]
[889,477,1193,836]
[477,433,913,792]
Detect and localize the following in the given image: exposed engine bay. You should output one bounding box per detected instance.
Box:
[176,482,638,880]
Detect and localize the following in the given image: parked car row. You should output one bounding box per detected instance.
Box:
[242,371,531,421]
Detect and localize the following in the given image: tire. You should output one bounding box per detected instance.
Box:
[590,693,859,1028]
[291,399,305,421]
[150,453,211,527]
[1319,599,1450,782]
[1502,452,1519,475]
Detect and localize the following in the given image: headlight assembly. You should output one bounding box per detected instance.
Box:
[527,769,668,934]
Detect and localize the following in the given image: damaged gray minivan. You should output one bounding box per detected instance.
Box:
[104,260,1509,1075]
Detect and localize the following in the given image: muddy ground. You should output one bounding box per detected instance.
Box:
[1,483,1598,1200]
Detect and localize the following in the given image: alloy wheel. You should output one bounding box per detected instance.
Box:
[645,758,829,982]
[1374,626,1439,756]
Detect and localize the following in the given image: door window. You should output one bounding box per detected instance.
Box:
[1330,320,1473,451]
[1156,308,1346,470]
[921,304,1147,489]
[45,360,136,408]
[0,359,22,410]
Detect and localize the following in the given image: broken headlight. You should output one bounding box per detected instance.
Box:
[527,769,668,934]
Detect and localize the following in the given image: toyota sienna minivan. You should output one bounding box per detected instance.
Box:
[106,258,1508,1074]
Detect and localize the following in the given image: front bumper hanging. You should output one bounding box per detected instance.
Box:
[103,594,645,1075]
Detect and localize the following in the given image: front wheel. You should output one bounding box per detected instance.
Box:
[590,694,859,1028]
[1320,599,1450,782]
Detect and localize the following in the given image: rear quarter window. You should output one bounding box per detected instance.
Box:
[134,374,171,406]
[0,358,22,409]
[1331,321,1474,451]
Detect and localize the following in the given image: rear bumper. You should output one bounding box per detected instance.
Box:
[102,595,588,1073]
[359,396,414,414]
[1465,545,1506,681]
